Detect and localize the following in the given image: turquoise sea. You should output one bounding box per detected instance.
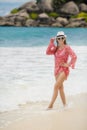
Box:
[0,27,87,113]
[0,27,87,47]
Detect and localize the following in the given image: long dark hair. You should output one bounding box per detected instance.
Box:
[55,38,67,53]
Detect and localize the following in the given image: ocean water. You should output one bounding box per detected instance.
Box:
[0,27,87,112]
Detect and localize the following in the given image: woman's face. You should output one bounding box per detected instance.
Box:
[56,37,65,45]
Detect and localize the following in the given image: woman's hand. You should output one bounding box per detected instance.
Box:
[51,37,56,41]
[60,63,69,68]
[63,63,69,67]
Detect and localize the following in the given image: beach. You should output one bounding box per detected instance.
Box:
[0,27,87,130]
[0,1,87,129]
[0,93,87,130]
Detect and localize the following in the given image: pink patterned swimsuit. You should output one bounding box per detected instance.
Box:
[46,39,77,78]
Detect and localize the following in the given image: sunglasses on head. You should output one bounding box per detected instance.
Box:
[57,37,65,40]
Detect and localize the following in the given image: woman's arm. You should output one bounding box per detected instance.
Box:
[46,38,56,55]
[67,46,77,69]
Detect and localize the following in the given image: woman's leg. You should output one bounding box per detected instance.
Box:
[59,85,66,106]
[56,74,66,106]
[48,72,66,108]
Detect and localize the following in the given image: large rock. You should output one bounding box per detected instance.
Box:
[15,10,29,18]
[0,14,27,26]
[37,0,53,12]
[38,13,54,25]
[38,13,49,19]
[38,24,49,27]
[0,17,15,26]
[14,16,26,26]
[79,3,87,12]
[56,17,68,26]
[38,13,50,24]
[25,19,39,26]
[0,17,5,25]
[18,1,40,13]
[0,16,15,26]
[0,0,87,27]
[60,1,79,15]
[66,21,87,27]
[69,17,86,22]
[52,22,62,27]
[66,18,87,27]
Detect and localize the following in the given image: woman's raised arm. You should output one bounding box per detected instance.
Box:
[46,38,56,55]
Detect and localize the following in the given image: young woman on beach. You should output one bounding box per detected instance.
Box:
[46,31,77,109]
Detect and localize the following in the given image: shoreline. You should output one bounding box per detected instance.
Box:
[0,93,87,130]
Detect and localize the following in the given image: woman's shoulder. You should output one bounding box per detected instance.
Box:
[65,45,71,50]
[65,45,72,53]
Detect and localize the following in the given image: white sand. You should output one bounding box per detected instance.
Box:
[0,93,87,130]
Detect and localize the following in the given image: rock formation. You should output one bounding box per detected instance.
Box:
[0,0,87,27]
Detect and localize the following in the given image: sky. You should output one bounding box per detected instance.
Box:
[0,0,35,16]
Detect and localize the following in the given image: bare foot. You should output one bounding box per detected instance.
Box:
[46,104,53,110]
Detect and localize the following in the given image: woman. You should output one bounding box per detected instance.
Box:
[46,31,77,109]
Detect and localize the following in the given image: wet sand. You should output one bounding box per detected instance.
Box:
[0,93,87,130]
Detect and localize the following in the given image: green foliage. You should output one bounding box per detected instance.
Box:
[52,0,87,12]
[72,12,87,22]
[48,12,59,18]
[52,0,66,12]
[71,0,87,4]
[36,0,41,4]
[52,0,65,7]
[30,12,38,20]
[11,8,19,14]
[25,15,30,20]
[52,0,87,4]
[77,12,87,18]
[36,0,87,7]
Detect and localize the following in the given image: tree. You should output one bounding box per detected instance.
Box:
[52,0,87,12]
[36,0,41,4]
[52,0,66,11]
